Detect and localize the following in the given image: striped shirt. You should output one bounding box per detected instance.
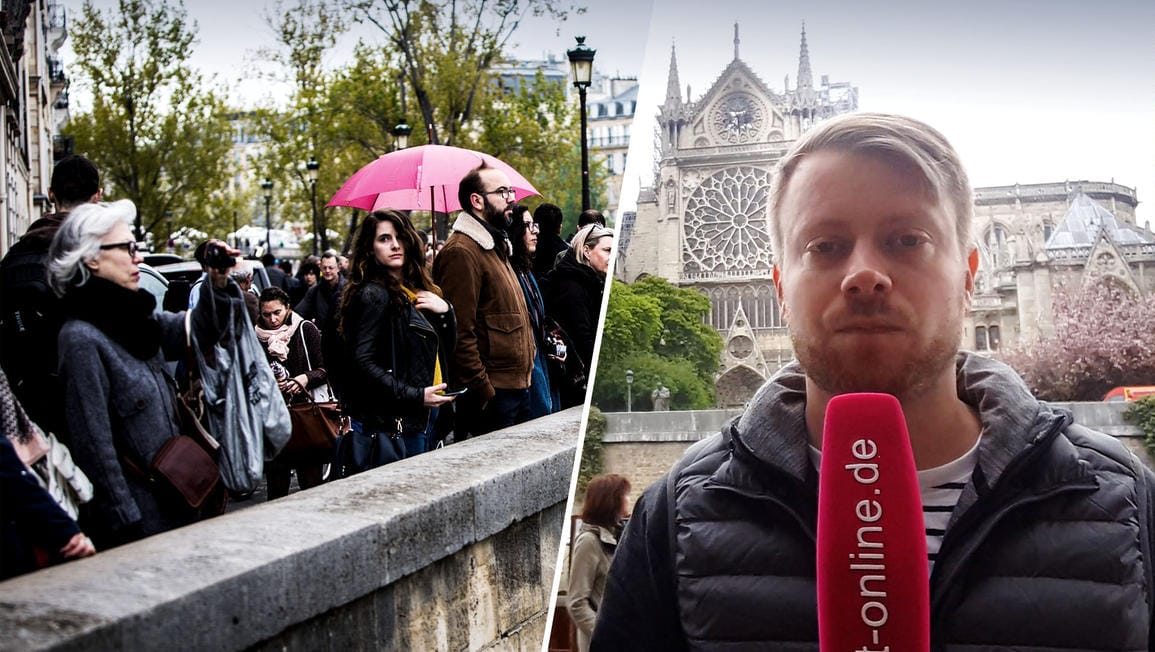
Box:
[809,437,979,572]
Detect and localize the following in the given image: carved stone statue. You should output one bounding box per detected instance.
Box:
[652,385,671,411]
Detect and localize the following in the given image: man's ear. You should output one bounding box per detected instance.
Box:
[469,192,484,213]
[965,247,978,299]
[773,264,788,320]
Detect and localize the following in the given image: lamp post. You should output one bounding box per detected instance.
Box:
[306,156,320,255]
[260,178,273,256]
[625,368,634,413]
[392,121,412,151]
[567,36,596,212]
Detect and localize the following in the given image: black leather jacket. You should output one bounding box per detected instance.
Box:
[341,282,455,435]
[594,353,1155,650]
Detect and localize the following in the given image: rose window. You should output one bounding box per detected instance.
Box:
[683,166,773,273]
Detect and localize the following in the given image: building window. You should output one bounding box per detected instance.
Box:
[974,325,1000,351]
[1043,221,1054,242]
[984,224,1009,268]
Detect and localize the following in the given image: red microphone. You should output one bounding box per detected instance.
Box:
[817,393,929,652]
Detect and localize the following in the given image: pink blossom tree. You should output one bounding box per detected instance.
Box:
[1001,280,1155,401]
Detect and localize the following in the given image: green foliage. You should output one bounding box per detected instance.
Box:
[1126,396,1155,459]
[577,406,606,497]
[69,0,234,244]
[592,277,721,411]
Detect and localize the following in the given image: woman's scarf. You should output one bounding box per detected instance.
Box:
[254,311,305,361]
[62,275,161,360]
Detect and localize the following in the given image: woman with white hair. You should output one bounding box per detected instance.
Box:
[540,223,614,408]
[47,200,229,549]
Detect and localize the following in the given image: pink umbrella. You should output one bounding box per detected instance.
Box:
[327,144,540,214]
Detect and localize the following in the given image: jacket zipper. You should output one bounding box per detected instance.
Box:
[929,416,1097,624]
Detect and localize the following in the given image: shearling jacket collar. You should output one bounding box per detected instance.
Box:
[452,210,513,256]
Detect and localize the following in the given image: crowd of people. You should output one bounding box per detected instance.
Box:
[0,155,614,579]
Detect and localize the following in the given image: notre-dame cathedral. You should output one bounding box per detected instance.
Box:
[618,26,1155,407]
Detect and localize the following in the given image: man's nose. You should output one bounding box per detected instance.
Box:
[840,244,892,296]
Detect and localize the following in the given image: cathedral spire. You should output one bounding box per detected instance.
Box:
[797,22,813,91]
[734,22,740,60]
[664,41,682,110]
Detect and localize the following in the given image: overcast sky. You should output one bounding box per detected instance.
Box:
[621,0,1155,226]
[62,0,652,107]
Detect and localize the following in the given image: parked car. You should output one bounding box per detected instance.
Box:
[138,263,170,313]
[1102,386,1155,402]
[154,259,270,310]
[142,253,184,267]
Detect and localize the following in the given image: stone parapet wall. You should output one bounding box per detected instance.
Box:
[0,408,582,651]
[602,404,1151,499]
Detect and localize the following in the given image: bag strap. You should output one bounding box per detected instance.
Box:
[298,320,336,400]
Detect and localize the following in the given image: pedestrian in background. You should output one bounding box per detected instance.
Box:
[255,287,329,499]
[568,473,631,652]
[505,205,560,417]
[338,210,456,462]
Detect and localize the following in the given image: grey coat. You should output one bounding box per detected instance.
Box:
[58,312,191,541]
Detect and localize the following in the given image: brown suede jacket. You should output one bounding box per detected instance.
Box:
[432,211,535,402]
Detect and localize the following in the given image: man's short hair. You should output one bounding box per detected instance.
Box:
[320,249,339,264]
[578,209,606,228]
[457,162,492,216]
[261,253,276,267]
[534,203,564,233]
[768,112,973,262]
[50,155,100,208]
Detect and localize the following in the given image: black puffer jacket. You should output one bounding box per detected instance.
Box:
[593,353,1155,650]
[341,282,455,436]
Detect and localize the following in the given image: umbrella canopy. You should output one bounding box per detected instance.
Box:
[327,144,540,213]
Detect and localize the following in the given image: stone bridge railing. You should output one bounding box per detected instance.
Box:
[601,402,1150,503]
[1,407,582,651]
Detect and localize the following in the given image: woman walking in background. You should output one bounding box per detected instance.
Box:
[254,287,329,499]
[505,205,560,417]
[568,473,631,652]
[337,210,457,466]
[540,223,614,408]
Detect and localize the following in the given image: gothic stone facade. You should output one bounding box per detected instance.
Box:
[620,30,1155,407]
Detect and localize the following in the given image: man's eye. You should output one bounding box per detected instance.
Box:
[892,233,926,248]
[807,241,840,255]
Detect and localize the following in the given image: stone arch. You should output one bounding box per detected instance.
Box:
[716,365,766,407]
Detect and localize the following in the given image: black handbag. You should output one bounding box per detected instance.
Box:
[332,418,406,479]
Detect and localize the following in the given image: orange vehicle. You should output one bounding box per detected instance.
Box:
[1102,386,1155,402]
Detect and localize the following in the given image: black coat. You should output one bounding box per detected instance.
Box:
[341,282,456,436]
[539,251,604,376]
[1,435,81,579]
[594,354,1155,650]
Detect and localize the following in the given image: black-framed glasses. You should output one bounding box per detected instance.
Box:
[482,186,516,201]
[523,220,540,233]
[99,241,141,256]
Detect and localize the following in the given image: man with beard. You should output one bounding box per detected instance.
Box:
[592,113,1155,649]
[433,163,536,439]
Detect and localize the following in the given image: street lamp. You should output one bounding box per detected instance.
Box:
[567,35,596,212]
[392,121,412,151]
[306,156,320,255]
[260,178,273,256]
[625,368,634,413]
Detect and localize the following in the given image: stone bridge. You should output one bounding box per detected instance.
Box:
[601,402,1150,502]
[1,408,582,651]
